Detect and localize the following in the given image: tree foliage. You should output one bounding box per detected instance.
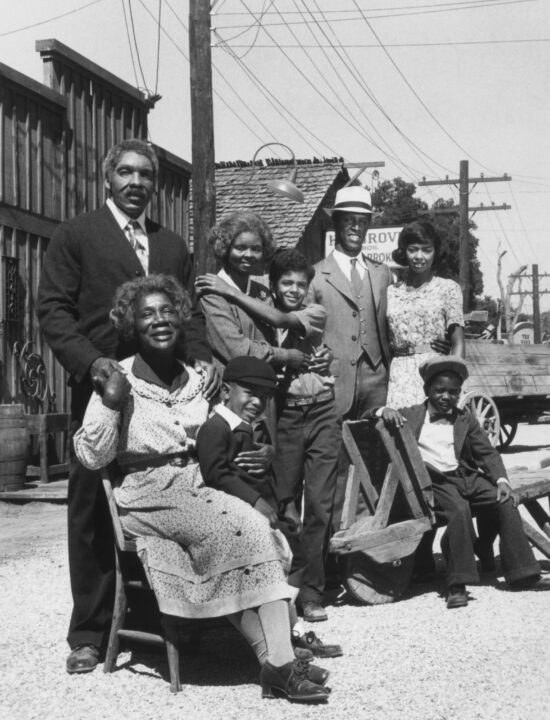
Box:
[371,177,484,308]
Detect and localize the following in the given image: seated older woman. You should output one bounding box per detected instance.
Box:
[73,274,328,703]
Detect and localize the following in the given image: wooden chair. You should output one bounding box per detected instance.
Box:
[329,419,435,604]
[101,466,183,692]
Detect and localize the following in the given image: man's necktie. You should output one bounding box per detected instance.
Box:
[126,220,148,274]
[429,410,456,423]
[349,257,363,297]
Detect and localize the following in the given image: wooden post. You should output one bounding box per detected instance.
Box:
[533,264,541,343]
[189,0,216,275]
[459,160,469,312]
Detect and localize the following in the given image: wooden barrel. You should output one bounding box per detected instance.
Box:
[0,404,30,492]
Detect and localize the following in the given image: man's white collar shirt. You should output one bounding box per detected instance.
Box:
[331,249,367,282]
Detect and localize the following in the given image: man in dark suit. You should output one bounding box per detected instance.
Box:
[380,356,547,608]
[308,187,391,551]
[38,139,217,673]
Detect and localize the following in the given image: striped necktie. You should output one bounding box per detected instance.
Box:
[126,220,148,274]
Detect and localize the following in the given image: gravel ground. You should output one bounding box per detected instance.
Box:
[1,424,550,720]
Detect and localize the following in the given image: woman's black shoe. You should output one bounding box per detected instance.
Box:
[260,659,330,702]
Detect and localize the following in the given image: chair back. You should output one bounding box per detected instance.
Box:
[101,464,137,553]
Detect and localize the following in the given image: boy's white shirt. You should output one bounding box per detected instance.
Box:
[214,403,251,431]
[416,401,509,484]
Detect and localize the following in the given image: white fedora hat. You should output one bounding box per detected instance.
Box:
[328,186,373,215]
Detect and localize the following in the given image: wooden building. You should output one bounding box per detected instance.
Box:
[191,159,351,264]
[0,39,191,416]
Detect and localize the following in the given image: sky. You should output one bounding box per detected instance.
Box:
[1,0,549,309]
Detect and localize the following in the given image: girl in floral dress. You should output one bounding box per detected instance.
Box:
[386,220,465,408]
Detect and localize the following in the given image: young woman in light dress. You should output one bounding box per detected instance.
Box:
[386,220,465,408]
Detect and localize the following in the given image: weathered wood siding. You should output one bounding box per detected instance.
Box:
[0,40,191,415]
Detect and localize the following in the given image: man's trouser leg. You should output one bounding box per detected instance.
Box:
[468,475,540,585]
[66,381,115,650]
[332,356,388,531]
[431,472,479,587]
[296,399,340,605]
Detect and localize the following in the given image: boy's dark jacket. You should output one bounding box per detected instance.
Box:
[196,413,292,511]
[397,403,507,484]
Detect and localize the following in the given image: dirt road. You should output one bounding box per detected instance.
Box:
[1,423,549,720]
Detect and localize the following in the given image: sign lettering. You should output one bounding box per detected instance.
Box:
[325,226,404,266]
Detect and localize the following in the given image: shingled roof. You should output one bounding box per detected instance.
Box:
[190,157,349,250]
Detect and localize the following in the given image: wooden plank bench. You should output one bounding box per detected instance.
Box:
[508,467,550,559]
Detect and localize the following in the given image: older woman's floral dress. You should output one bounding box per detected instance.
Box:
[74,356,292,619]
[386,276,464,407]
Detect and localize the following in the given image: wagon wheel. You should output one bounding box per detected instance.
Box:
[458,391,501,447]
[498,422,518,450]
[342,552,414,606]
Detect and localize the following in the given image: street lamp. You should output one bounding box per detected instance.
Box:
[249,143,304,203]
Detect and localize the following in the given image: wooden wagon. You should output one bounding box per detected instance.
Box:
[460,339,550,448]
[329,419,435,604]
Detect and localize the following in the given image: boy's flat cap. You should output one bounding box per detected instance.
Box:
[223,356,278,389]
[419,356,469,384]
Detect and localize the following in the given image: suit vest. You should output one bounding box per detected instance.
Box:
[351,270,382,366]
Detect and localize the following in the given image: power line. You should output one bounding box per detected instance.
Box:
[507,184,539,260]
[230,0,449,174]
[217,0,531,16]
[482,184,522,265]
[127,0,151,94]
[163,0,304,150]
[302,0,451,177]
[162,0,332,155]
[272,0,415,174]
[353,0,495,174]
[214,30,332,155]
[214,0,535,30]
[154,0,163,95]
[237,0,276,60]
[0,0,105,38]
[120,0,140,88]
[216,38,550,48]
[143,0,268,148]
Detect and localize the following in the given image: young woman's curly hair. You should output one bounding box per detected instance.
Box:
[208,211,276,264]
[391,219,443,267]
[109,274,191,341]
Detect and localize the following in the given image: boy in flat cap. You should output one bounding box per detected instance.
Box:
[379,356,547,608]
[196,356,342,659]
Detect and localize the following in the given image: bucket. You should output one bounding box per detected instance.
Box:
[0,404,31,492]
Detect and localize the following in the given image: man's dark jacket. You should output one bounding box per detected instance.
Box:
[37,204,210,384]
[400,403,507,484]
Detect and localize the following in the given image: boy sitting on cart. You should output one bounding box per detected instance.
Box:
[377,356,549,608]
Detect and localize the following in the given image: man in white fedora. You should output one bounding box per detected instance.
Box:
[308,186,392,544]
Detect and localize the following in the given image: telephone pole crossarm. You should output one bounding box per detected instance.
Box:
[417,161,512,312]
[418,174,511,187]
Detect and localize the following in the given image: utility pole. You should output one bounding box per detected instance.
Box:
[509,264,550,343]
[189,0,216,274]
[533,264,541,343]
[418,160,511,311]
